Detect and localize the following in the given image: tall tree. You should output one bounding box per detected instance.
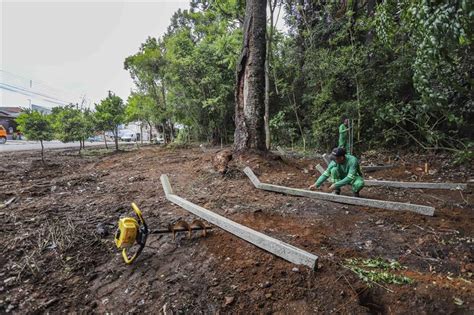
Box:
[124,38,172,142]
[51,105,93,153]
[264,0,281,150]
[125,93,157,143]
[95,92,125,151]
[234,0,267,152]
[15,109,54,164]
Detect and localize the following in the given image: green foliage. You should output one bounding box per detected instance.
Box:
[344,257,414,287]
[276,0,473,152]
[269,110,298,147]
[124,0,243,144]
[50,105,94,144]
[95,92,125,150]
[16,109,54,142]
[15,109,54,162]
[95,92,125,136]
[119,0,472,153]
[453,143,474,165]
[125,92,161,141]
[174,127,191,144]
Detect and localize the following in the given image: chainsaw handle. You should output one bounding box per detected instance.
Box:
[131,202,147,229]
[121,244,145,264]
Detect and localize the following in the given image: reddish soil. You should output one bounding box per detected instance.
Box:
[1,145,473,314]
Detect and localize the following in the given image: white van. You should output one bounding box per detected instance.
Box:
[120,130,137,142]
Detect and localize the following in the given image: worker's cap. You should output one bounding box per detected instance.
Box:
[331,147,346,158]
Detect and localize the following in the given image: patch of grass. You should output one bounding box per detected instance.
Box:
[81,148,112,156]
[344,257,414,287]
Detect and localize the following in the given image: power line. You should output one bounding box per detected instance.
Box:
[0,69,89,106]
[0,84,70,106]
[0,69,77,100]
[0,82,72,104]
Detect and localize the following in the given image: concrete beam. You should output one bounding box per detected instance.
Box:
[362,165,395,172]
[160,175,318,270]
[276,146,286,156]
[315,164,325,174]
[277,146,322,159]
[364,180,467,190]
[322,153,331,165]
[314,164,464,190]
[243,167,435,216]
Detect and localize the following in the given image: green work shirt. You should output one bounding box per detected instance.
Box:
[338,123,347,148]
[315,154,363,188]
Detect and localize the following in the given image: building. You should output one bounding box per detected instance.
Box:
[122,122,160,141]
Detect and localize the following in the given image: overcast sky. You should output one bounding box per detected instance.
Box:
[1,0,189,109]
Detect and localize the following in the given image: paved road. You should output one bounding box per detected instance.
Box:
[0,140,134,152]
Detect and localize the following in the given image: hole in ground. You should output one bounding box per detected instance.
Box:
[357,288,385,314]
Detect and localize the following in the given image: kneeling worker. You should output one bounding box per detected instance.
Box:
[309,147,364,197]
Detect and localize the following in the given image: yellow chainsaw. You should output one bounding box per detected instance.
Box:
[114,203,212,264]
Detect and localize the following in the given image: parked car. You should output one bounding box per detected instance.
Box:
[0,125,7,144]
[120,131,137,142]
[88,135,104,142]
[152,135,165,144]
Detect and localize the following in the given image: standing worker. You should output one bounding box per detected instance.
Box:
[309,147,364,197]
[338,118,351,152]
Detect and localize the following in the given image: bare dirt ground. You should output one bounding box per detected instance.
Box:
[1,145,473,314]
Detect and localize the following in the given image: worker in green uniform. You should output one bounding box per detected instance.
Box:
[338,118,350,152]
[309,147,364,197]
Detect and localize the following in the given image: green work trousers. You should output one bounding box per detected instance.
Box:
[330,167,364,193]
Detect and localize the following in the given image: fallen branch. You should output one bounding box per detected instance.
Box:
[0,197,16,209]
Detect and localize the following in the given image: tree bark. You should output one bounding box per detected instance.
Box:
[148,122,153,142]
[40,140,45,164]
[264,0,277,150]
[114,127,119,151]
[103,131,108,149]
[234,0,267,152]
[140,123,143,144]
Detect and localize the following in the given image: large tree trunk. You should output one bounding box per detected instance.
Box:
[114,127,119,151]
[234,0,267,152]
